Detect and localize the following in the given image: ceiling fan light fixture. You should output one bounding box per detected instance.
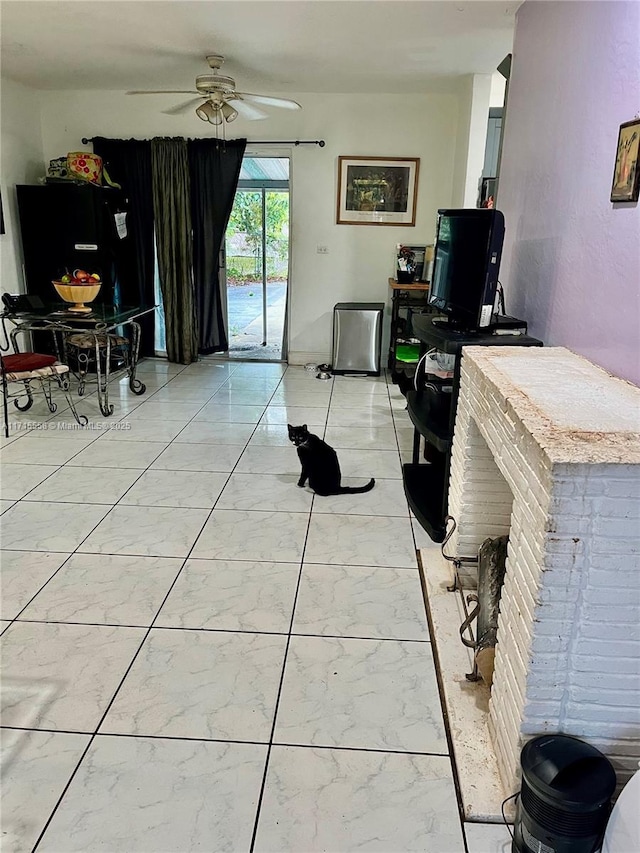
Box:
[208,106,224,126]
[195,100,215,122]
[221,102,238,123]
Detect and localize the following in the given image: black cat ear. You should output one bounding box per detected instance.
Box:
[302,424,307,430]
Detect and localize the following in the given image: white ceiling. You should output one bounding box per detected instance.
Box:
[1,1,518,95]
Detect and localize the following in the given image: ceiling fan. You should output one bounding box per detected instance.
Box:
[126,55,302,124]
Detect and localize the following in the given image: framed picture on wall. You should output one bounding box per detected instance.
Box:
[337,156,420,225]
[610,118,640,202]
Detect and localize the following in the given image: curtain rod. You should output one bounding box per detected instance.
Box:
[81,137,325,147]
[247,140,325,147]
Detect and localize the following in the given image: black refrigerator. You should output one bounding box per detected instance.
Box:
[17,182,136,307]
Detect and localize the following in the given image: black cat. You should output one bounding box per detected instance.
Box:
[288,424,375,496]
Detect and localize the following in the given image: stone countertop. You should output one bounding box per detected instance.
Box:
[462,346,640,465]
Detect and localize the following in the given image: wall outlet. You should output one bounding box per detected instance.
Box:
[316,245,329,254]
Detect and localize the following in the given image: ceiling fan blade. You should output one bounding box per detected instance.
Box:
[229,98,269,121]
[126,90,200,95]
[235,93,302,111]
[162,97,207,116]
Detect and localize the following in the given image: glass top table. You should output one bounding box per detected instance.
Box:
[3,303,155,327]
[2,304,157,417]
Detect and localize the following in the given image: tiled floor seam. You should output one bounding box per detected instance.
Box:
[105,363,252,509]
[247,379,335,852]
[24,361,284,850]
[3,359,190,448]
[416,549,472,847]
[3,364,195,551]
[248,379,439,851]
[15,479,408,507]
[29,551,191,851]
[0,551,77,635]
[2,365,452,851]
[15,361,274,577]
[0,725,451,758]
[2,437,153,626]
[383,389,470,841]
[28,501,204,849]
[6,620,433,643]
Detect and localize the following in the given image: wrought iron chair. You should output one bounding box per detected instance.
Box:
[0,352,88,438]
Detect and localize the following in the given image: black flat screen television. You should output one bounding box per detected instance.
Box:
[428,208,505,331]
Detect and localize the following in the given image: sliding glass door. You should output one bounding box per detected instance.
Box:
[154,156,290,361]
[223,158,289,360]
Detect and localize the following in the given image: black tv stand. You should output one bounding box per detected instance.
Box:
[403,315,542,542]
[430,316,469,331]
[431,314,528,334]
[490,314,528,332]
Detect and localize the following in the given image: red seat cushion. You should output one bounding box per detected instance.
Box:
[1,353,57,372]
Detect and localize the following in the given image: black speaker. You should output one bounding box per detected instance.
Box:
[513,735,616,853]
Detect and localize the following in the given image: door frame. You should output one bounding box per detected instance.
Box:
[221,151,291,362]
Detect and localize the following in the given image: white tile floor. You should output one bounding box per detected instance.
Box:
[0,359,509,852]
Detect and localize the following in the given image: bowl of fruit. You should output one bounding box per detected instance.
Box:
[52,270,102,313]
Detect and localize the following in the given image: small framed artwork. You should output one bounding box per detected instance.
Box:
[337,156,420,225]
[610,118,640,203]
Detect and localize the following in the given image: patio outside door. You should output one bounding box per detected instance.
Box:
[222,157,290,361]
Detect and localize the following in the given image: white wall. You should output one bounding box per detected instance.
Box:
[489,72,506,109]
[451,74,492,209]
[39,89,459,362]
[463,75,492,207]
[498,0,640,385]
[451,77,473,208]
[0,78,44,294]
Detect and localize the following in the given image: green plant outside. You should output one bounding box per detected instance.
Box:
[226,190,289,283]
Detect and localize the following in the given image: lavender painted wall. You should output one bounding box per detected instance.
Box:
[498,1,640,385]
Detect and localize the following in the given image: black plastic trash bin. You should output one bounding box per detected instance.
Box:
[513,734,616,853]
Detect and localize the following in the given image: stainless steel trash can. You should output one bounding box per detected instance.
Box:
[332,302,384,376]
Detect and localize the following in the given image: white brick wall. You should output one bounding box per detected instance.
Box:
[448,347,640,791]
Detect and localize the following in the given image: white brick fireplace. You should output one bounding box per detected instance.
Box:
[447,346,640,795]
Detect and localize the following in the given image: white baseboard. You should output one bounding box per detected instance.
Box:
[287,351,331,367]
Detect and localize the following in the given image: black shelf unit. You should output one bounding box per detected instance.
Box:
[404,315,543,543]
[406,389,452,453]
[404,460,448,541]
[387,279,437,382]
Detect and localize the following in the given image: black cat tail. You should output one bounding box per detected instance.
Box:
[339,478,375,494]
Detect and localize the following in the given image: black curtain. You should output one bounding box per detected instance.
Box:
[188,138,247,354]
[92,138,155,356]
[151,138,198,364]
